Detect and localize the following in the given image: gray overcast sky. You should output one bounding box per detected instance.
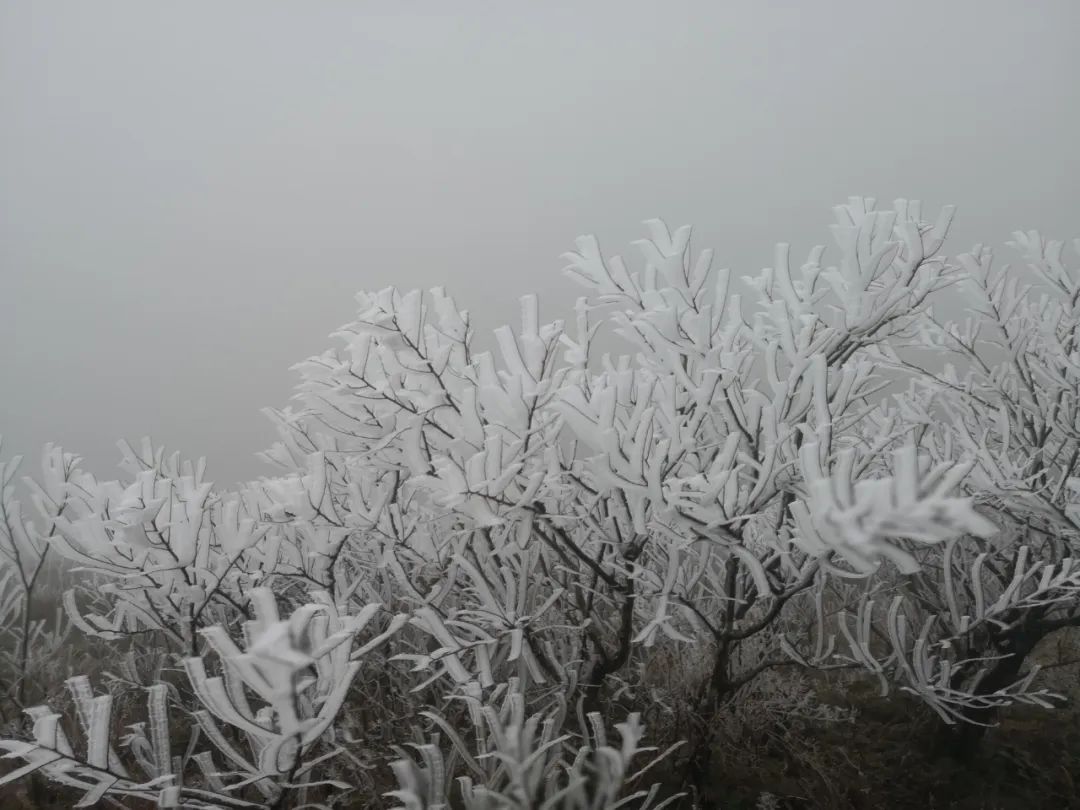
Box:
[2,1,1078,488]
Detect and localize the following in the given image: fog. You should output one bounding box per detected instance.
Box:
[2,0,1078,488]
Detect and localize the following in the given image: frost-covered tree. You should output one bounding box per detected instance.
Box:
[550,198,1000,782]
[1,196,1074,807]
[832,229,1080,753]
[242,197,1005,793]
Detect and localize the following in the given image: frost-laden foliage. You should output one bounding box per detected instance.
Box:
[828,232,1080,738]
[0,587,402,808]
[0,442,79,711]
[1,196,1074,806]
[41,438,274,656]
[245,196,997,795]
[388,680,682,810]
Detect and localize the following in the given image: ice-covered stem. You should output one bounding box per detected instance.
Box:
[0,675,267,808]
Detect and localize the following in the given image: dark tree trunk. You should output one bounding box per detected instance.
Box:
[680,643,733,810]
[939,629,1040,760]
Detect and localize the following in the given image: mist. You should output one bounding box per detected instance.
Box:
[2,0,1078,487]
